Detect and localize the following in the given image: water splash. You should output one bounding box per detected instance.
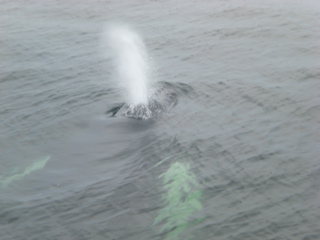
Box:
[108,25,150,106]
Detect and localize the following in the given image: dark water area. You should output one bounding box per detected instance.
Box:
[1,0,320,239]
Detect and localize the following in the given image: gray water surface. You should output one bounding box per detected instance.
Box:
[1,1,319,239]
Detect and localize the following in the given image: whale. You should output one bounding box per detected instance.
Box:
[106,81,192,120]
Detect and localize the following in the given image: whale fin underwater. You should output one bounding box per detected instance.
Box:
[0,156,50,187]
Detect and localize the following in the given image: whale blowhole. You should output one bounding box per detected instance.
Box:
[106,81,193,119]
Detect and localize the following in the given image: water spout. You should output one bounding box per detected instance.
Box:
[105,25,179,120]
[108,26,150,106]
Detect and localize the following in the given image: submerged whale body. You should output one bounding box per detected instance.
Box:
[107,82,192,120]
[121,91,177,119]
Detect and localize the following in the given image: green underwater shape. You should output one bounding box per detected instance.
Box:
[155,162,203,240]
[0,156,50,187]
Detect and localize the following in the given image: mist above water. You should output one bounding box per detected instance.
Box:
[105,26,180,119]
[108,25,150,106]
[105,25,177,120]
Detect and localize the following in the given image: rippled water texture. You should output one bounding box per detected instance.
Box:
[1,0,319,239]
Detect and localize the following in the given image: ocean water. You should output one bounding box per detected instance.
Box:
[1,0,319,239]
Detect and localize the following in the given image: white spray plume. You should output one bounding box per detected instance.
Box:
[105,25,150,106]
